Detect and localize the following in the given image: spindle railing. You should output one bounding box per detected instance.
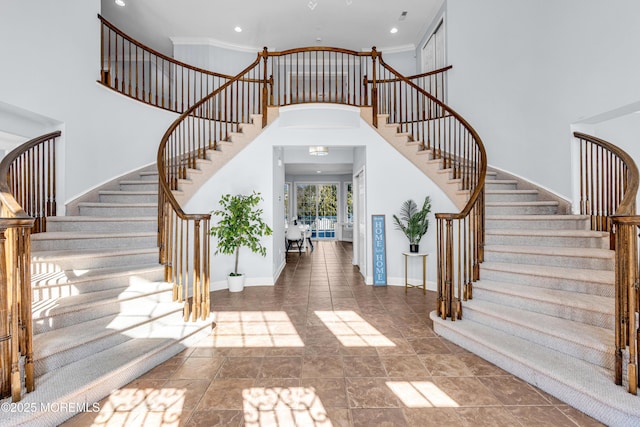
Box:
[407,65,452,103]
[0,131,61,401]
[158,52,266,321]
[573,131,639,394]
[99,15,234,113]
[371,54,486,321]
[366,65,452,107]
[264,47,373,107]
[155,44,473,323]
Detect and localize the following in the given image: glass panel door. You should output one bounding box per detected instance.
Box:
[295,183,337,239]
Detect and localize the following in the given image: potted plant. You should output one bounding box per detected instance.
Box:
[392,196,431,253]
[210,191,273,292]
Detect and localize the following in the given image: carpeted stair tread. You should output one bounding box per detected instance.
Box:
[98,190,158,195]
[486,214,590,221]
[484,244,613,259]
[485,228,608,238]
[31,231,156,241]
[486,189,538,194]
[32,246,158,260]
[481,261,613,285]
[77,202,156,208]
[47,216,156,223]
[486,200,559,206]
[32,263,163,286]
[1,314,211,427]
[474,280,614,316]
[464,299,612,354]
[430,312,640,426]
[33,302,183,359]
[32,281,172,320]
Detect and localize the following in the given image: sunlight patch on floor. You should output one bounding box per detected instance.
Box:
[386,381,459,408]
[210,311,305,348]
[314,310,395,347]
[88,386,186,426]
[243,387,332,427]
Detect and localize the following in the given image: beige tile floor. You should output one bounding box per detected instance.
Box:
[64,241,604,426]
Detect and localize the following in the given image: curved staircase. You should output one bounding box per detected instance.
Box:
[1,169,211,427]
[431,170,640,426]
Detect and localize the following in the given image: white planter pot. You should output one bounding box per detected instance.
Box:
[227,274,245,292]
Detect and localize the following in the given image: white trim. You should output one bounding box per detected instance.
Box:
[488,163,572,204]
[169,36,265,54]
[211,276,276,292]
[362,44,415,54]
[574,100,640,125]
[280,103,359,113]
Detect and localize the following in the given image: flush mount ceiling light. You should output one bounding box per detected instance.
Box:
[234,26,242,33]
[309,146,329,156]
[390,27,399,34]
[114,0,125,6]
[308,0,353,10]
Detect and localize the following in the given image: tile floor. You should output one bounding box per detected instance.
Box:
[64,241,603,426]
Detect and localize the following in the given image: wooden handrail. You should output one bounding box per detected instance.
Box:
[366,65,453,103]
[375,55,486,321]
[98,14,235,113]
[574,131,639,227]
[157,53,264,322]
[0,131,60,401]
[0,131,61,233]
[573,132,639,394]
[155,43,475,324]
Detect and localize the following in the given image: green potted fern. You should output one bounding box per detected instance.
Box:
[210,191,273,292]
[392,196,431,253]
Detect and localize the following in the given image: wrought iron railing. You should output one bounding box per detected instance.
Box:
[573,131,639,394]
[0,131,61,401]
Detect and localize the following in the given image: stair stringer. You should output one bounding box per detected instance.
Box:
[173,113,264,205]
[360,107,467,210]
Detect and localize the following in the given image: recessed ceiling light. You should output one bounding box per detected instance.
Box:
[316,170,322,174]
[234,26,242,33]
[114,0,125,6]
[390,27,398,34]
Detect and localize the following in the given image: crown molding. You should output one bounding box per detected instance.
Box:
[170,37,265,54]
[366,43,416,54]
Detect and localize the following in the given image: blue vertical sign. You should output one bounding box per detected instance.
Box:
[372,215,387,286]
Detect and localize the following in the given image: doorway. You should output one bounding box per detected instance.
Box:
[295,183,338,239]
[353,168,366,269]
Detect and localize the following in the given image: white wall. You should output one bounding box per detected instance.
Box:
[380,49,419,76]
[184,104,457,291]
[0,0,178,207]
[582,110,640,210]
[445,0,640,199]
[172,41,260,76]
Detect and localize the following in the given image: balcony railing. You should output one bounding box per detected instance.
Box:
[98,15,234,113]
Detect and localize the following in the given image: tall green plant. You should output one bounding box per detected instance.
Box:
[210,192,273,276]
[392,197,432,245]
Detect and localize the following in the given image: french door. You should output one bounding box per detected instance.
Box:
[295,183,337,239]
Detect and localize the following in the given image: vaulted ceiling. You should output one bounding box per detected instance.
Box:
[100,0,444,55]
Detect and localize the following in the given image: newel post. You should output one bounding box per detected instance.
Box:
[0,228,10,399]
[371,47,378,128]
[261,47,269,128]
